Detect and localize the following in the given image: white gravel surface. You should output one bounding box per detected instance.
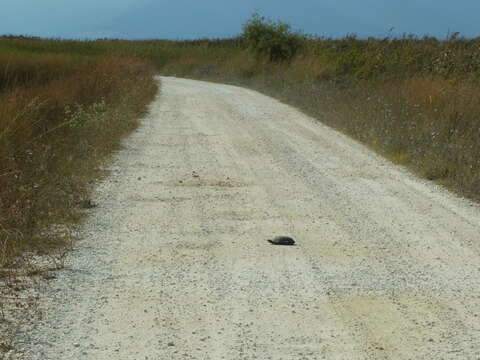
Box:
[13,77,480,359]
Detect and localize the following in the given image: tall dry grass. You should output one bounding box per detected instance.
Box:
[0,44,157,266]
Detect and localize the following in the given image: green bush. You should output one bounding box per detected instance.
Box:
[242,13,304,63]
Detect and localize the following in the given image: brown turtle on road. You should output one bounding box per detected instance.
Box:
[268,236,296,246]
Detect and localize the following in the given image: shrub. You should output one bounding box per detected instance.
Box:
[242,13,304,63]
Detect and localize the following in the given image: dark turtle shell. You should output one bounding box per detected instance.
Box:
[268,236,295,246]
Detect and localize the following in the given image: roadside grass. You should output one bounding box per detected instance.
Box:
[0,39,157,267]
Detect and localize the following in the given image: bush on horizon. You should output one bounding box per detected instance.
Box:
[242,13,305,63]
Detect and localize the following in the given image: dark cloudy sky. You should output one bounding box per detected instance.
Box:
[2,0,479,39]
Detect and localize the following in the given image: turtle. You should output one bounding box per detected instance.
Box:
[267,236,296,246]
[79,198,97,209]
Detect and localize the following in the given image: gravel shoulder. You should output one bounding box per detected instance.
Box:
[12,76,480,359]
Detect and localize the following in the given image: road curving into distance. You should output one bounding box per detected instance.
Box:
[15,77,480,359]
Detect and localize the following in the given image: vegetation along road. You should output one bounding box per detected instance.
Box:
[15,77,480,359]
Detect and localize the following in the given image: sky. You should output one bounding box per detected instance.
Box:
[2,0,479,40]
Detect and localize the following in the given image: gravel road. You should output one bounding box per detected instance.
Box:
[14,77,480,359]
